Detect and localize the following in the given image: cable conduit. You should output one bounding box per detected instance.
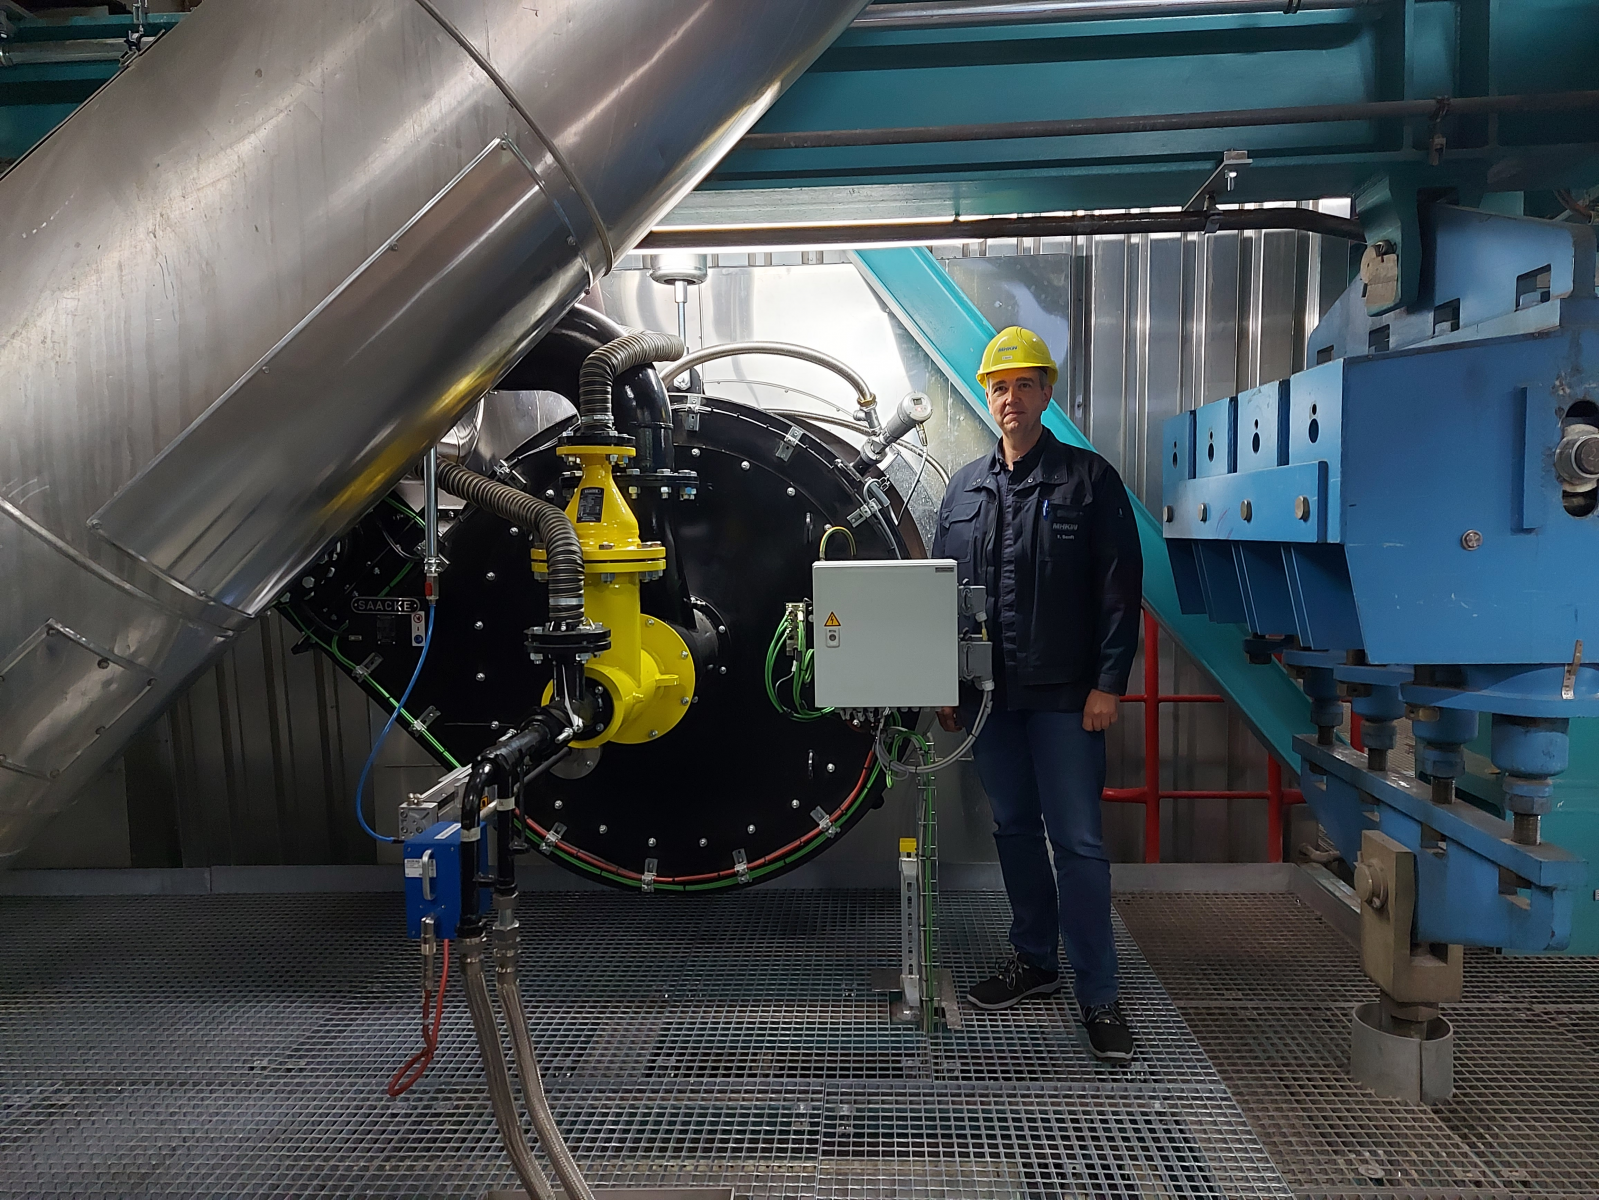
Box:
[577,331,686,435]
[436,460,584,622]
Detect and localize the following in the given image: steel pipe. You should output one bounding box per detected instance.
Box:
[737,90,1599,152]
[851,0,1388,28]
[0,0,869,864]
[642,207,1364,249]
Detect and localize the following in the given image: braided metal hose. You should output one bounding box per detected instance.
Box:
[458,935,557,1200]
[495,930,596,1200]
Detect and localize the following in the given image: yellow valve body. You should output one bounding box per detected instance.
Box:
[532,443,693,746]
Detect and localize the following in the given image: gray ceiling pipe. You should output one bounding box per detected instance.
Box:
[0,0,869,865]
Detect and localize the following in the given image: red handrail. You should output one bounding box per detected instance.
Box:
[1101,610,1303,863]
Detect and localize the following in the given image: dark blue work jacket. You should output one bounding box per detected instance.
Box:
[932,428,1143,712]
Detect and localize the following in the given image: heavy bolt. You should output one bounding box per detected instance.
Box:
[1353,860,1388,910]
[1555,424,1599,491]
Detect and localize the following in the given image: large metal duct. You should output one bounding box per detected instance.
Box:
[0,0,868,865]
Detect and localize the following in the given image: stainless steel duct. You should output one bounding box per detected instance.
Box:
[0,0,868,865]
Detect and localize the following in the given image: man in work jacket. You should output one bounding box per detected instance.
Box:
[932,326,1143,1063]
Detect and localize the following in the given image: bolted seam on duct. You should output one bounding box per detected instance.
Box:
[409,0,615,273]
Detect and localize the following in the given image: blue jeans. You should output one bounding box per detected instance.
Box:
[973,708,1118,1006]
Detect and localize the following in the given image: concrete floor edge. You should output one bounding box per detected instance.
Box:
[0,859,1302,897]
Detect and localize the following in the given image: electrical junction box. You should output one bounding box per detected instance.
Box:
[811,558,959,708]
[403,819,473,939]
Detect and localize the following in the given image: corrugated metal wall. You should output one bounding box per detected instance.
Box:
[21,222,1348,872]
[936,224,1347,863]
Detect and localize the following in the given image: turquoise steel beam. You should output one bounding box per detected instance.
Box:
[691,4,1599,222]
[851,245,1312,765]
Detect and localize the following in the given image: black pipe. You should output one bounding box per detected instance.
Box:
[436,460,585,626]
[458,760,494,937]
[496,806,516,898]
[462,706,572,927]
[641,206,1363,250]
[735,90,1599,152]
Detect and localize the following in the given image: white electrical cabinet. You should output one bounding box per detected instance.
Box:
[811,558,959,708]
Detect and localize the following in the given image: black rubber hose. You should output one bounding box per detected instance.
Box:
[458,760,495,936]
[576,331,685,436]
[436,460,583,624]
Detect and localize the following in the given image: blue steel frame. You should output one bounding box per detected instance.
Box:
[1161,204,1599,953]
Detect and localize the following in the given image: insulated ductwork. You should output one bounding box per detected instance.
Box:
[0,0,869,864]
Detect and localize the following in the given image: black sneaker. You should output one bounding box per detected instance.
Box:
[1082,999,1135,1063]
[966,951,1062,1010]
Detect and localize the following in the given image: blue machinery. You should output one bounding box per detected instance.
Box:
[1162,203,1599,1099]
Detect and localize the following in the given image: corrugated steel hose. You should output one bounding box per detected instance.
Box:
[577,331,685,434]
[436,460,584,622]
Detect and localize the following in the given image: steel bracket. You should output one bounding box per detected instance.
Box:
[1297,735,1583,950]
[1355,829,1462,1004]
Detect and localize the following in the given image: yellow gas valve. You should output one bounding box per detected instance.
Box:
[532,441,694,746]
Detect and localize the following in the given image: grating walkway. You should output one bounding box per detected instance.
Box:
[1117,892,1599,1200]
[0,890,1289,1199]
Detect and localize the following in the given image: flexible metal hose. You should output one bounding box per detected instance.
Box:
[577,331,685,435]
[495,932,597,1200]
[437,460,584,622]
[459,936,558,1200]
[662,341,877,421]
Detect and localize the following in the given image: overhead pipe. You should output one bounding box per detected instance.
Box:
[642,207,1364,250]
[736,89,1599,152]
[0,0,870,865]
[851,0,1389,27]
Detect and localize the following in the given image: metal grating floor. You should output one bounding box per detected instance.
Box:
[0,890,1289,1199]
[1117,892,1599,1200]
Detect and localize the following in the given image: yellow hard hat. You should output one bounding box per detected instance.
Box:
[976,326,1057,387]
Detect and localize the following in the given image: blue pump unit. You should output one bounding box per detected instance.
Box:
[1162,204,1598,953]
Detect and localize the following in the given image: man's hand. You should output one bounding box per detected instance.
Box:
[935,706,962,733]
[1082,689,1119,732]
